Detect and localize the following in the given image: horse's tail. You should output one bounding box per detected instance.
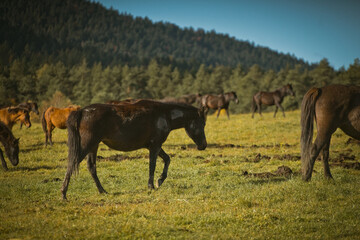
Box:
[41,108,48,133]
[300,87,321,172]
[66,109,83,176]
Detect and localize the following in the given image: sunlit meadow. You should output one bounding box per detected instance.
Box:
[1,110,359,239]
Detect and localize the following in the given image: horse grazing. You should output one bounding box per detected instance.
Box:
[16,101,39,129]
[252,84,295,118]
[301,84,360,181]
[199,92,239,119]
[0,121,19,170]
[161,94,202,105]
[0,107,31,130]
[42,105,81,146]
[61,100,207,199]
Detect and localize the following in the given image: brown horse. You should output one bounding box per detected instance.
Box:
[17,101,39,115]
[61,100,207,199]
[42,105,81,146]
[161,94,202,105]
[199,92,239,119]
[301,84,360,181]
[0,107,31,130]
[17,101,39,129]
[0,121,19,170]
[252,84,295,118]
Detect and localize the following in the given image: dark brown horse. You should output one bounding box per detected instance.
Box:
[161,94,202,105]
[42,105,81,146]
[0,107,31,130]
[17,101,39,115]
[301,84,360,181]
[17,101,39,129]
[0,121,19,170]
[199,92,239,119]
[61,100,207,199]
[252,84,295,118]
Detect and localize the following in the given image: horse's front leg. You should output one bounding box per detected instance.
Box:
[87,146,107,194]
[216,108,221,118]
[148,146,161,189]
[0,149,8,170]
[157,148,170,187]
[273,106,278,117]
[275,102,285,117]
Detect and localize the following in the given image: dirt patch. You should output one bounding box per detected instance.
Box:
[273,154,301,161]
[243,165,294,179]
[245,153,300,162]
[330,152,360,170]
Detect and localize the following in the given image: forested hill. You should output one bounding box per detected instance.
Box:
[1,0,310,71]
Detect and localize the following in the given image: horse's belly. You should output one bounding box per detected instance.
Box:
[102,138,148,152]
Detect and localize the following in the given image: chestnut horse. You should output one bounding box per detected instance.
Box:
[42,105,81,146]
[0,107,31,130]
[17,101,39,129]
[61,100,207,199]
[0,121,19,170]
[301,84,360,181]
[252,84,295,118]
[199,92,239,119]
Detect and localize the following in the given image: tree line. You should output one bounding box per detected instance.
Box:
[1,57,359,114]
[1,0,311,72]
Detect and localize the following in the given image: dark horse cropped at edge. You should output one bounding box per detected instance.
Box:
[301,84,360,181]
[61,100,207,200]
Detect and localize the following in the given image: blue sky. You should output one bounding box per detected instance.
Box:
[96,0,360,69]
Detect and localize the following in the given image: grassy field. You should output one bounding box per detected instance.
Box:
[1,110,360,239]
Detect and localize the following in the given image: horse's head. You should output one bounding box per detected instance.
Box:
[227,92,239,104]
[185,108,207,150]
[19,109,31,128]
[6,138,20,166]
[8,108,31,128]
[285,84,295,96]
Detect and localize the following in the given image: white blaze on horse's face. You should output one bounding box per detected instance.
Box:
[171,109,184,120]
[157,117,169,132]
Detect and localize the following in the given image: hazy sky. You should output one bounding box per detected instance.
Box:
[96,0,360,69]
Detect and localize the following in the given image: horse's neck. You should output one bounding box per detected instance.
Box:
[275,88,286,99]
[168,108,193,130]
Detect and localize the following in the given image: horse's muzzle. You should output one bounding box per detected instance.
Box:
[197,141,207,150]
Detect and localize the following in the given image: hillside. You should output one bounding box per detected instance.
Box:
[0,0,310,71]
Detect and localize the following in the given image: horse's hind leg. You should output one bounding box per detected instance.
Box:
[87,146,107,194]
[157,148,170,187]
[303,133,332,181]
[321,139,333,179]
[0,149,8,170]
[251,105,257,118]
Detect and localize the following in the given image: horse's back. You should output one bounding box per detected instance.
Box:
[316,85,360,122]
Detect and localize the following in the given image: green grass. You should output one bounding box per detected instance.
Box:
[1,110,360,239]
